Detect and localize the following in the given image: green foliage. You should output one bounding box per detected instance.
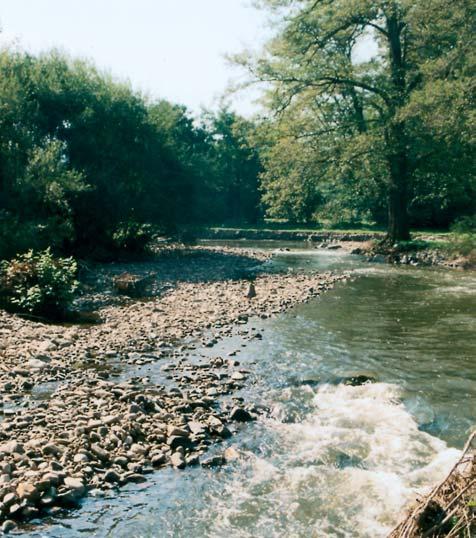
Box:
[111,221,155,252]
[451,216,476,235]
[238,0,476,238]
[0,248,78,315]
[392,239,430,252]
[449,216,476,261]
[203,108,262,224]
[0,49,263,260]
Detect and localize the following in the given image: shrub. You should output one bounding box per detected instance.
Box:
[451,215,476,235]
[448,216,476,264]
[111,221,155,252]
[0,248,79,316]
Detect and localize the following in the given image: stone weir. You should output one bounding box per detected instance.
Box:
[200,227,383,242]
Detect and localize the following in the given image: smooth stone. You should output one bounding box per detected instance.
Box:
[63,477,86,498]
[167,436,193,451]
[16,482,39,501]
[151,453,166,467]
[170,452,186,469]
[90,444,109,462]
[0,441,24,455]
[43,443,63,456]
[229,407,254,422]
[1,520,16,534]
[124,473,146,483]
[224,446,240,462]
[104,470,121,483]
[74,453,90,463]
[201,455,224,468]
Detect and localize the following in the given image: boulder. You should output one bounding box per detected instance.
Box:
[229,407,254,422]
[16,482,39,502]
[170,452,186,469]
[201,455,225,468]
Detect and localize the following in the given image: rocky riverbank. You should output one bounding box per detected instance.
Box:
[361,245,472,269]
[199,227,474,269]
[0,246,346,532]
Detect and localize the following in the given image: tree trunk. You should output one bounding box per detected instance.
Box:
[387,154,410,242]
[385,10,411,242]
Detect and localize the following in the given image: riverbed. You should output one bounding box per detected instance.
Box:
[22,244,476,537]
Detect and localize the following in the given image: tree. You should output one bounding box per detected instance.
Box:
[237,0,476,240]
[203,108,262,224]
[0,47,264,259]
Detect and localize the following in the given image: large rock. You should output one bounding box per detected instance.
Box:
[104,470,121,484]
[167,435,193,451]
[224,446,240,462]
[0,441,24,455]
[151,453,166,467]
[187,421,206,435]
[58,477,86,505]
[167,425,189,437]
[201,455,224,468]
[229,407,254,422]
[16,482,39,502]
[1,520,16,534]
[170,452,186,469]
[90,444,109,462]
[42,443,63,457]
[27,358,50,370]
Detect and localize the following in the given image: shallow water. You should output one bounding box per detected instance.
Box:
[26,245,476,537]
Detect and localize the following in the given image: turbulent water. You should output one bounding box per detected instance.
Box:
[26,245,476,538]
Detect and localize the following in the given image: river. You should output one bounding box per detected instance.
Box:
[25,244,476,537]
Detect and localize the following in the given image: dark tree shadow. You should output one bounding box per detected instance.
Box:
[76,247,266,311]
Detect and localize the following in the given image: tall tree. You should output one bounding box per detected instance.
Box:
[237,0,476,240]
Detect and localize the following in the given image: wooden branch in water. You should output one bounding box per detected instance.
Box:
[390,431,476,538]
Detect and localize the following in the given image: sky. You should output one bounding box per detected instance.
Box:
[0,0,270,116]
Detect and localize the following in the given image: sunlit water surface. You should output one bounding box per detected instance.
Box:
[26,244,476,538]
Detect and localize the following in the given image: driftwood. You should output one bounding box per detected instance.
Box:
[390,431,476,538]
[113,272,156,297]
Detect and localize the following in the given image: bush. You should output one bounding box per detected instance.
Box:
[448,216,476,264]
[0,248,79,316]
[451,215,476,235]
[111,221,155,252]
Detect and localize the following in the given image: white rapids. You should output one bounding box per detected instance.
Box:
[204,382,460,538]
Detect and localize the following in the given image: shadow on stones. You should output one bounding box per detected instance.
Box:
[76,248,266,312]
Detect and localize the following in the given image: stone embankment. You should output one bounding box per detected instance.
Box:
[201,228,472,269]
[0,247,346,531]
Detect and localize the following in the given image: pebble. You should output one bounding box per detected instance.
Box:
[0,246,346,526]
[1,520,16,534]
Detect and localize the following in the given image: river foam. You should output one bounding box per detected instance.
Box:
[203,382,460,538]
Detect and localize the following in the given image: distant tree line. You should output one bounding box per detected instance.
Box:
[0,49,261,259]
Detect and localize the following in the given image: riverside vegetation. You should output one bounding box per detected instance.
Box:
[0,0,475,535]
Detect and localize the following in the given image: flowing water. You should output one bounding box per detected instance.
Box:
[26,245,476,538]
